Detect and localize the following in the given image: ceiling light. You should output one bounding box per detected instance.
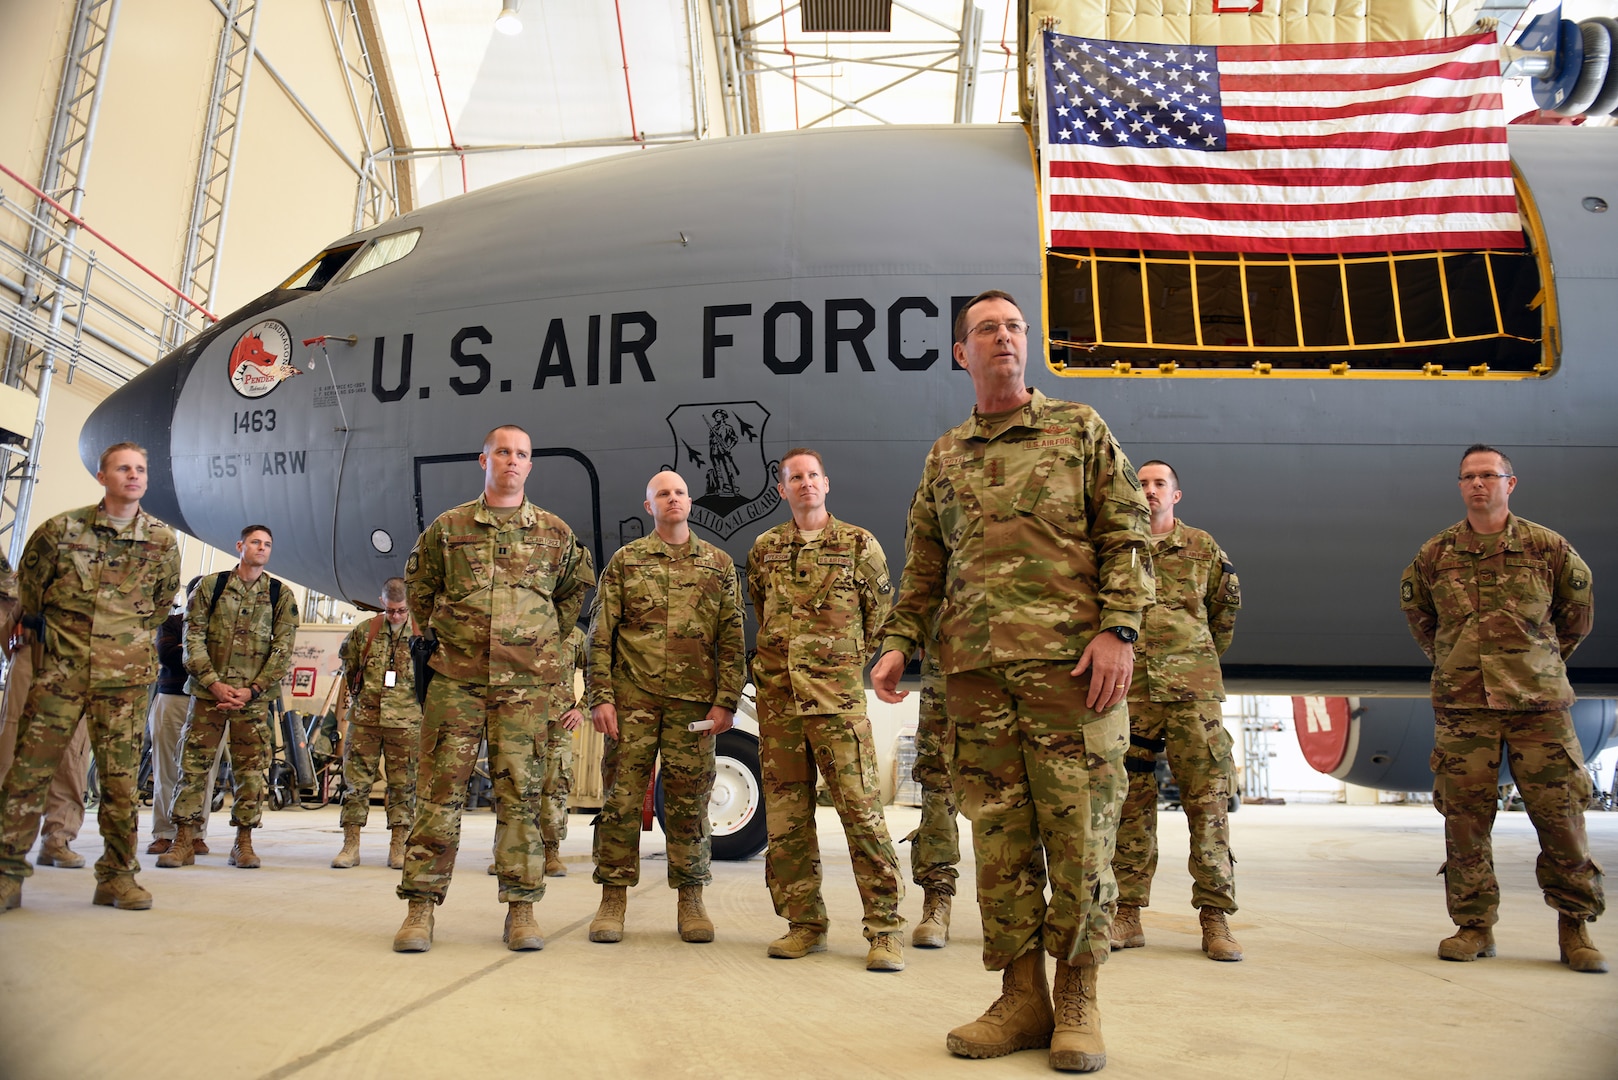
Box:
[495,1,522,35]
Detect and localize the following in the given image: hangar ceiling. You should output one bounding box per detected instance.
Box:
[373,0,1023,205]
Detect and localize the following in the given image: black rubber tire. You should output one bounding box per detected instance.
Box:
[654,728,768,861]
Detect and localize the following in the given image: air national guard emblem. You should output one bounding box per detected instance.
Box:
[227,319,301,399]
[665,401,780,539]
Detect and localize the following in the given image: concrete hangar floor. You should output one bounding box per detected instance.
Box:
[0,802,1614,1080]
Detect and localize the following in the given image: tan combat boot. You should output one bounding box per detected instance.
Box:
[543,843,567,878]
[866,931,906,972]
[331,824,362,868]
[945,947,1055,1059]
[92,875,153,910]
[1438,925,1496,961]
[1558,914,1609,973]
[1200,907,1243,961]
[155,824,196,868]
[503,901,546,951]
[393,899,434,952]
[388,826,408,870]
[677,884,715,943]
[768,923,828,958]
[1110,904,1144,950]
[589,884,628,943]
[37,837,85,868]
[913,888,951,948]
[0,876,19,912]
[1050,958,1106,1072]
[228,826,261,868]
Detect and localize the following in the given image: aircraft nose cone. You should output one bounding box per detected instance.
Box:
[80,346,194,535]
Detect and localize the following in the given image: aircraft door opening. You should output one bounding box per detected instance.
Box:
[413,448,604,573]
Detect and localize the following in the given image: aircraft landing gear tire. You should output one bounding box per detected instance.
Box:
[655,729,768,861]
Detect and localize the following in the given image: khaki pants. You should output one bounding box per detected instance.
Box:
[0,650,88,845]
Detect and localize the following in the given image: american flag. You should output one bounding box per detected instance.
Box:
[1039,30,1523,254]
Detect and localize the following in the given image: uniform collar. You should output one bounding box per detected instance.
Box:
[1149,519,1186,551]
[1455,513,1523,554]
[788,513,840,545]
[89,501,155,540]
[643,530,705,560]
[473,494,538,530]
[961,387,1048,441]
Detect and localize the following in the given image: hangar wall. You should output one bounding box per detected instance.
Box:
[0,0,398,589]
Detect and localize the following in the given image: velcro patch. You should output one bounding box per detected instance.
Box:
[762,552,791,563]
[1028,436,1074,449]
[818,555,853,566]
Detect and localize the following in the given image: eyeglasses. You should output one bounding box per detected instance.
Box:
[967,320,1029,338]
[384,605,410,616]
[1458,472,1513,483]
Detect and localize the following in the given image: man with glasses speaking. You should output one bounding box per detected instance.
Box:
[873,289,1154,1072]
[1401,444,1603,973]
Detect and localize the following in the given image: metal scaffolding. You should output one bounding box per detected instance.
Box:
[326,0,413,228]
[162,0,260,353]
[0,0,122,569]
[709,0,994,133]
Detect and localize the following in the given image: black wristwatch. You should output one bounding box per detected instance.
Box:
[1104,626,1138,644]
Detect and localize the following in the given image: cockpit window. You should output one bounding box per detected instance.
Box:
[338,229,422,284]
[280,243,362,291]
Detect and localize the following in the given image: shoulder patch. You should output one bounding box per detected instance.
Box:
[1121,457,1141,491]
[1569,568,1589,591]
[1401,580,1414,603]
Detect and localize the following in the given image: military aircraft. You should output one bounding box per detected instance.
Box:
[82,120,1617,840]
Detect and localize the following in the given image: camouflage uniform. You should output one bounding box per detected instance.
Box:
[1114,521,1241,912]
[172,571,299,828]
[747,515,905,937]
[338,614,420,829]
[0,650,91,852]
[880,389,1153,969]
[906,640,960,894]
[1402,514,1601,926]
[540,625,588,846]
[589,532,744,889]
[401,495,594,905]
[0,506,179,887]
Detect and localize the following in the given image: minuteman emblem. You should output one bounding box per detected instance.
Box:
[227,319,300,399]
[664,401,780,539]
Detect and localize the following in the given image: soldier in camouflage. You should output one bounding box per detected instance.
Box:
[394,425,595,954]
[1108,461,1243,962]
[160,524,299,871]
[587,470,745,946]
[540,624,588,876]
[747,448,907,971]
[874,290,1153,1073]
[905,637,960,950]
[1401,443,1603,973]
[0,442,180,913]
[0,650,93,869]
[331,577,419,871]
[490,623,586,878]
